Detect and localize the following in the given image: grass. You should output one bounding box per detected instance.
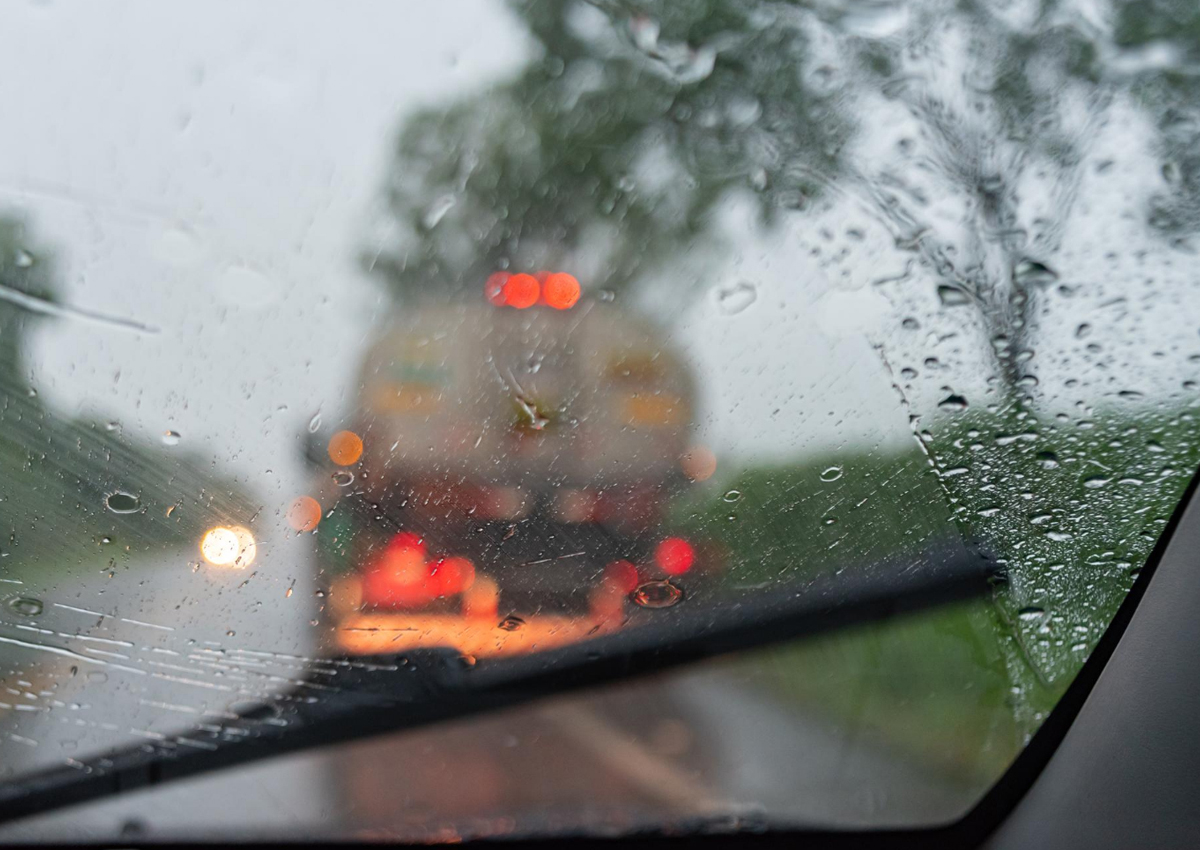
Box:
[673,402,1200,782]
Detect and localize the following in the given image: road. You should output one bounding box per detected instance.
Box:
[0,541,973,841]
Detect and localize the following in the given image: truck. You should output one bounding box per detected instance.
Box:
[306,274,716,655]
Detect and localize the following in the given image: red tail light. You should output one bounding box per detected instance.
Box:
[543,273,581,310]
[655,537,695,576]
[503,273,540,309]
[486,271,581,309]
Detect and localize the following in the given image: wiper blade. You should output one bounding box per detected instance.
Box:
[0,541,999,823]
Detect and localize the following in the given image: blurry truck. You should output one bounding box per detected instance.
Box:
[306,274,716,643]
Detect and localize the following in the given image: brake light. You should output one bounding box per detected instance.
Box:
[389,531,426,555]
[430,555,476,596]
[362,542,430,607]
[543,273,581,310]
[655,537,695,575]
[486,271,582,309]
[503,273,540,309]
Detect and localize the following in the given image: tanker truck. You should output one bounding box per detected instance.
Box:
[305,274,718,655]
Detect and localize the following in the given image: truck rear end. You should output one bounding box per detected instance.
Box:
[311,281,714,652]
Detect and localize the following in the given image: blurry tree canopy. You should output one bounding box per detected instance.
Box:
[371,0,1200,399]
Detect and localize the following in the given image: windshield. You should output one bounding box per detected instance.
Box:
[1,0,1198,841]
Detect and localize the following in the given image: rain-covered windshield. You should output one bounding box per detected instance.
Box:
[1,0,1199,840]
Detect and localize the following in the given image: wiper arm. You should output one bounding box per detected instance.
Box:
[0,541,1000,823]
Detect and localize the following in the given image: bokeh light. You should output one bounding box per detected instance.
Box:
[286,496,322,532]
[328,430,364,466]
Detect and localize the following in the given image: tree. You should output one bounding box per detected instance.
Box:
[369,0,1199,403]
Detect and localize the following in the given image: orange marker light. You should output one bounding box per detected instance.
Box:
[484,272,510,306]
[543,273,581,310]
[655,537,695,576]
[680,444,717,482]
[328,430,364,466]
[286,496,322,532]
[503,273,539,309]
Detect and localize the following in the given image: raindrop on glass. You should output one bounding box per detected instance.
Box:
[1013,258,1059,287]
[498,615,525,632]
[631,580,684,609]
[105,491,141,514]
[937,285,970,307]
[7,597,43,617]
[421,194,457,230]
[715,281,758,315]
[820,466,844,482]
[161,430,181,446]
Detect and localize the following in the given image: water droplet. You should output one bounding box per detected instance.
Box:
[86,671,108,683]
[285,586,293,598]
[1075,323,1092,339]
[161,430,181,446]
[14,249,33,268]
[226,629,236,637]
[421,194,457,229]
[7,597,43,617]
[631,580,684,609]
[1018,606,1046,622]
[938,394,968,412]
[104,421,121,433]
[899,367,918,380]
[937,285,971,306]
[498,615,525,632]
[332,470,355,487]
[722,489,742,503]
[715,281,757,315]
[1036,451,1060,469]
[307,412,322,433]
[819,466,844,482]
[1083,475,1111,489]
[105,491,141,514]
[1013,258,1059,287]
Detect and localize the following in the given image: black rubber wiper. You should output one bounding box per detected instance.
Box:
[0,541,1000,823]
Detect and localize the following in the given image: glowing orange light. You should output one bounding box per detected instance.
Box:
[389,531,426,555]
[431,555,476,596]
[604,559,640,594]
[680,444,717,482]
[362,542,430,607]
[327,430,363,466]
[543,272,581,310]
[655,537,695,576]
[590,582,626,624]
[286,496,322,532]
[503,273,539,309]
[484,271,510,306]
[462,576,500,620]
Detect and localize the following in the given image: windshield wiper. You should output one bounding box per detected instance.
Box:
[0,541,1000,823]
